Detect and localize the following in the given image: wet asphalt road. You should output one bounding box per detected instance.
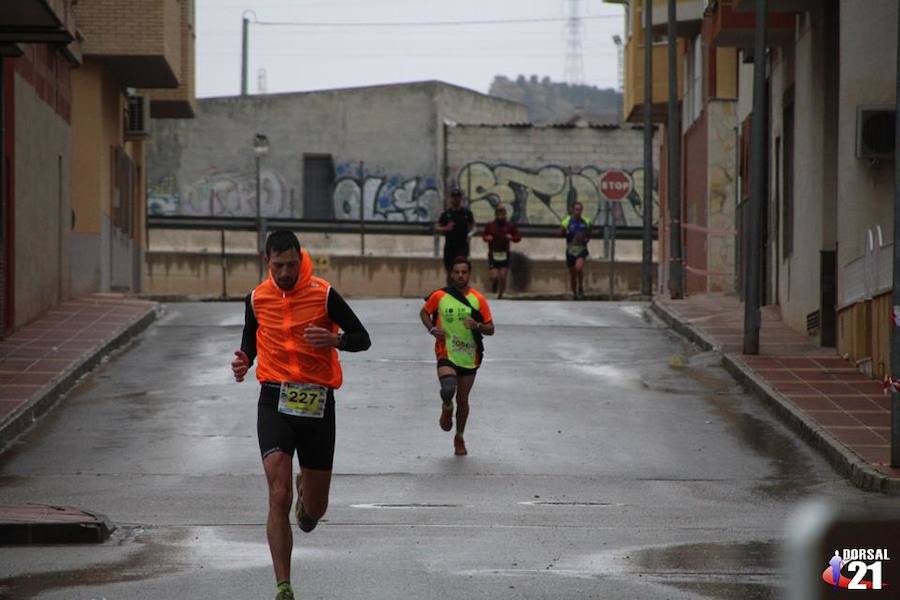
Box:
[0,299,896,600]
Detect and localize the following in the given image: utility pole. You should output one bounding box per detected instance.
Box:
[241,14,250,96]
[743,0,767,355]
[890,0,900,466]
[667,0,683,299]
[641,0,654,297]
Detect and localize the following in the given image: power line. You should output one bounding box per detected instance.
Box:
[251,15,620,28]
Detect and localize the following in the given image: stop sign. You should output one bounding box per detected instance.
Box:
[599,170,632,201]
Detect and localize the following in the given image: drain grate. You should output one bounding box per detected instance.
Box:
[518,501,619,507]
[350,503,462,509]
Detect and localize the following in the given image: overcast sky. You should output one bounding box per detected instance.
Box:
[196,0,626,98]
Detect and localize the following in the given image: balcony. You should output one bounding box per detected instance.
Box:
[706,0,796,48]
[0,0,75,44]
[734,0,815,12]
[141,0,196,118]
[623,37,685,123]
[651,0,705,38]
[74,0,181,88]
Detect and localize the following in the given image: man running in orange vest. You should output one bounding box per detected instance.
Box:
[231,230,371,600]
[420,256,495,456]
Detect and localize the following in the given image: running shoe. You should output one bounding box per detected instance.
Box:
[439,403,453,431]
[275,583,295,600]
[454,435,467,456]
[295,493,318,533]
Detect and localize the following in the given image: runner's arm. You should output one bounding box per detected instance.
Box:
[475,321,495,336]
[327,289,372,352]
[434,211,452,233]
[240,293,258,365]
[420,306,435,331]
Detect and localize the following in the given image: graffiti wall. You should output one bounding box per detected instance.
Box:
[149,163,440,222]
[148,168,289,217]
[455,162,659,228]
[332,162,439,222]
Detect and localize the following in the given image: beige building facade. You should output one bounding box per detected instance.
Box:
[70,0,193,297]
[0,0,195,335]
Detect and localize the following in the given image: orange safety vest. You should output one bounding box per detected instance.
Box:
[251,249,343,389]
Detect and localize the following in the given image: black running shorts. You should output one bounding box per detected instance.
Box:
[257,383,336,470]
[565,248,589,268]
[488,253,510,269]
[437,357,479,377]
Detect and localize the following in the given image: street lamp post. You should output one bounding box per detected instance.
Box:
[253,133,270,281]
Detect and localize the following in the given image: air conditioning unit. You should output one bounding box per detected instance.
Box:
[125,95,151,139]
[856,105,895,160]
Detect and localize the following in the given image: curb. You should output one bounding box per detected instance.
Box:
[650,300,900,496]
[0,307,159,453]
[649,299,720,353]
[0,505,115,545]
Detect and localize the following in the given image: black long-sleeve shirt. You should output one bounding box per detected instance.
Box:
[240,288,371,365]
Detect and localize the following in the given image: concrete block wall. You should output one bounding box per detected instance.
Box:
[446,124,658,228]
[148,82,529,225]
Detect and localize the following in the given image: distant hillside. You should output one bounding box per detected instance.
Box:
[488,75,622,125]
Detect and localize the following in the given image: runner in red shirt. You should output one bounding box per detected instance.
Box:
[481,204,522,299]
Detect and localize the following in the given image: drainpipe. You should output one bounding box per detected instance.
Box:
[0,58,5,335]
[641,0,654,297]
[890,1,900,466]
[667,0,683,299]
[743,0,767,355]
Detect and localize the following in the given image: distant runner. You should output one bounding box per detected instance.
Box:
[481,203,521,299]
[435,187,475,275]
[561,201,592,300]
[231,230,371,600]
[420,257,495,455]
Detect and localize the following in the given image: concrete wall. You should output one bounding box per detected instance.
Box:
[446,124,658,229]
[780,6,830,333]
[147,228,653,264]
[147,81,527,223]
[837,0,896,294]
[13,73,72,327]
[143,251,647,300]
[705,100,738,293]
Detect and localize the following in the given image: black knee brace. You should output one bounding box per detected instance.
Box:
[439,376,457,403]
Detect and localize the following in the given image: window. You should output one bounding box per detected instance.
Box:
[683,34,703,128]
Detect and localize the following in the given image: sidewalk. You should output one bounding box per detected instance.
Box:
[652,293,900,495]
[0,294,158,452]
